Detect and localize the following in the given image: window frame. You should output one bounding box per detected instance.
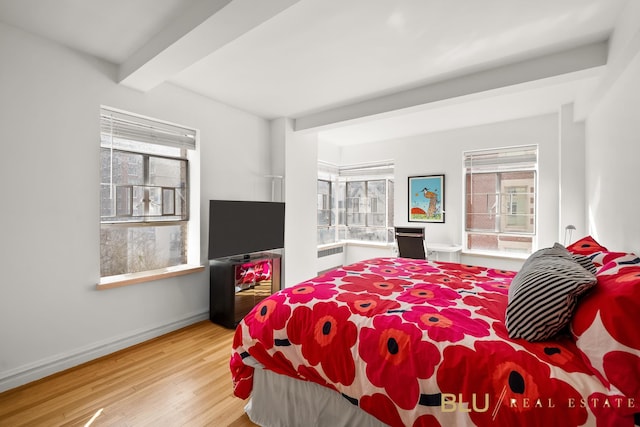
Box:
[98,107,202,288]
[317,178,333,227]
[317,161,395,246]
[462,145,538,257]
[343,177,394,244]
[100,147,189,223]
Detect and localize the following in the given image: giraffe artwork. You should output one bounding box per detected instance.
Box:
[408,175,445,223]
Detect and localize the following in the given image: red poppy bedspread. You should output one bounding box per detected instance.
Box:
[230,257,635,427]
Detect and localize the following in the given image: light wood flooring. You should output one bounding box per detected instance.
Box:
[0,321,258,427]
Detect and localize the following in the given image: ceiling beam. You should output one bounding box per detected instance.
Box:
[295,40,608,132]
[119,0,300,92]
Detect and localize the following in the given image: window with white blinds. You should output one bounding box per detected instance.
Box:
[464,145,538,256]
[317,161,395,245]
[99,107,197,278]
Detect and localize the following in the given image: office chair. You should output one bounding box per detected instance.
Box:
[394,227,426,260]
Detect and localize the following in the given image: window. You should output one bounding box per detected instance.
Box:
[317,179,336,245]
[100,108,197,278]
[317,179,332,227]
[464,146,537,255]
[317,162,394,245]
[345,179,393,242]
[318,163,339,245]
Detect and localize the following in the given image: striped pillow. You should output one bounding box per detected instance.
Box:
[506,245,597,341]
[571,253,597,274]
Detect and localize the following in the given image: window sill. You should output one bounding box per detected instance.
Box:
[462,250,530,260]
[343,240,394,249]
[97,264,205,290]
[317,242,346,251]
[318,241,394,250]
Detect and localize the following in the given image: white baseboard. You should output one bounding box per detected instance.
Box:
[0,311,209,393]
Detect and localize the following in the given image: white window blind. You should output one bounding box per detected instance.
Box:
[100,108,196,151]
[464,145,537,173]
[338,161,395,178]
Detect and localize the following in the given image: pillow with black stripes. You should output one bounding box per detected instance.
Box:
[506,244,597,341]
[571,253,597,274]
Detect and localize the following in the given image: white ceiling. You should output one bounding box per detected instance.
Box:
[0,0,629,145]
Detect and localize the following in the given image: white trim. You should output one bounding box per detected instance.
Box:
[0,311,209,393]
[317,242,346,251]
[342,240,394,249]
[462,249,529,260]
[97,264,205,289]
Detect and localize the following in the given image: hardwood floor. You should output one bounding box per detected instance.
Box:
[0,321,258,427]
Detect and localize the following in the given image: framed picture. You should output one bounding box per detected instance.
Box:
[408,175,445,223]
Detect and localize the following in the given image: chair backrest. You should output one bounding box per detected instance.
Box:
[394,227,426,259]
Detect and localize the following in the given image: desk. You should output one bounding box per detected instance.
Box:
[427,243,463,262]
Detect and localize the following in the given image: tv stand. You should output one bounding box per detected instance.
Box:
[209,252,282,328]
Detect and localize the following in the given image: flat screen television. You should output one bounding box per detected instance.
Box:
[208,200,285,259]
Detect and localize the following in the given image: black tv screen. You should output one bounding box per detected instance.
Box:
[208,200,285,259]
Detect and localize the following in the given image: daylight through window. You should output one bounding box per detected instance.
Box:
[100,108,196,277]
[318,161,394,245]
[463,145,537,255]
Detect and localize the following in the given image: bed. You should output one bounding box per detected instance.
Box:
[230,236,640,427]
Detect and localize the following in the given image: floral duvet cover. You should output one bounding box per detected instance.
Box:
[230,257,636,427]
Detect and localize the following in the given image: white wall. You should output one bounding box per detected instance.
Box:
[584,51,640,254]
[285,125,319,286]
[317,139,342,165]
[317,249,346,273]
[0,22,272,390]
[581,0,640,254]
[333,114,567,271]
[271,119,319,287]
[559,103,587,239]
[344,244,394,265]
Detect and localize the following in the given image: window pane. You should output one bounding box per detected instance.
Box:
[346,181,366,226]
[317,180,331,227]
[149,156,187,219]
[148,186,163,216]
[175,188,186,217]
[162,188,175,215]
[317,166,394,245]
[105,150,144,185]
[101,148,188,222]
[367,180,386,226]
[465,173,498,232]
[337,181,346,226]
[101,150,143,219]
[500,171,535,234]
[464,146,537,255]
[132,186,146,217]
[149,156,185,187]
[387,180,394,228]
[465,171,536,234]
[317,227,337,245]
[115,186,132,216]
[346,226,388,242]
[100,223,187,276]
